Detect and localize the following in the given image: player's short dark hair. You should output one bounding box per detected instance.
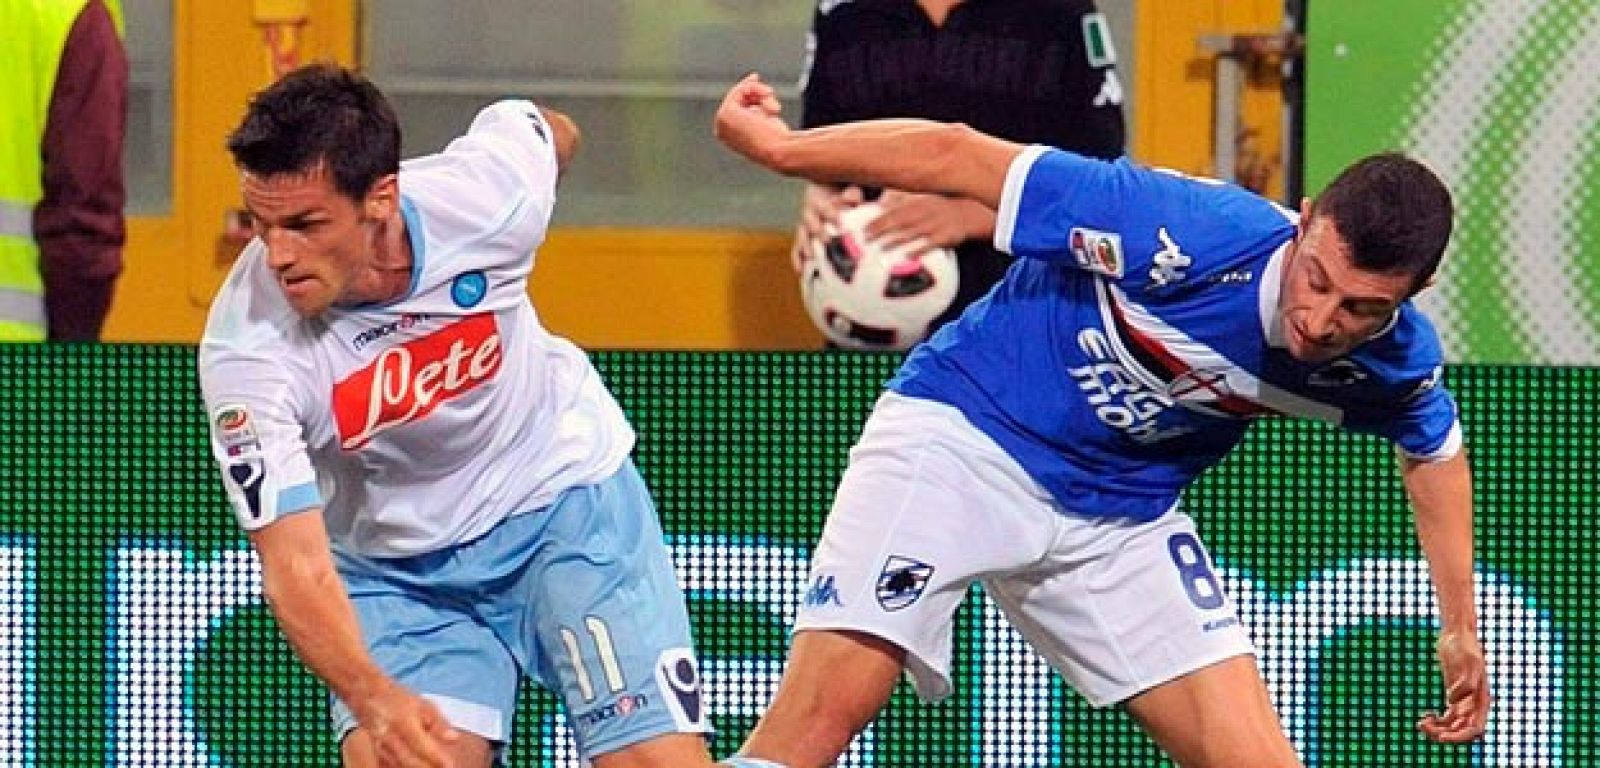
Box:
[226,63,401,202]
[1311,152,1453,294]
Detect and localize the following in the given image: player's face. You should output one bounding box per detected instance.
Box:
[240,165,383,317]
[1279,213,1414,363]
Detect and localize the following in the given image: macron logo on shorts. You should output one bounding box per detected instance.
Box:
[332,313,503,449]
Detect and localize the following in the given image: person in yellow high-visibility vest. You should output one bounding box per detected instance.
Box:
[0,0,126,341]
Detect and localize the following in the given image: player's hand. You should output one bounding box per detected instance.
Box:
[356,680,460,767]
[714,73,789,169]
[792,184,865,272]
[865,189,993,251]
[1417,630,1491,744]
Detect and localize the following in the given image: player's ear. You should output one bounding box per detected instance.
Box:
[1294,196,1314,241]
[362,173,399,221]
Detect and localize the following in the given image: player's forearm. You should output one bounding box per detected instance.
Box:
[252,516,389,709]
[953,197,998,241]
[1401,451,1479,635]
[263,559,387,703]
[768,119,1017,209]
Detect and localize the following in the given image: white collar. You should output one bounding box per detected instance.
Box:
[1259,241,1290,348]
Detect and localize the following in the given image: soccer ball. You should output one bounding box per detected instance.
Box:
[798,203,959,350]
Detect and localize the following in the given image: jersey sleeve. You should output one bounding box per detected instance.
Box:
[1343,308,1463,462]
[1370,365,1464,462]
[994,148,1294,292]
[402,100,562,265]
[198,344,322,532]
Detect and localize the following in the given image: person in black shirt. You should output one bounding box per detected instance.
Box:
[792,0,1126,338]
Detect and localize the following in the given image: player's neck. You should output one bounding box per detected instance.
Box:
[365,212,414,304]
[918,0,963,27]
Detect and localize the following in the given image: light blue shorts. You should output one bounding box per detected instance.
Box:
[329,459,711,760]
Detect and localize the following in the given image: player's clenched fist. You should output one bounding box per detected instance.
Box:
[714,74,791,168]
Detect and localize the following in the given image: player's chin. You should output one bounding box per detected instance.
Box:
[283,290,332,318]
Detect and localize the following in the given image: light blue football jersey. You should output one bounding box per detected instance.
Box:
[889,147,1460,522]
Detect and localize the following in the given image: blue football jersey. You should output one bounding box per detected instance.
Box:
[888,147,1460,521]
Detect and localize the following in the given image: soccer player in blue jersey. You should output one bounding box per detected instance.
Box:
[710,75,1490,768]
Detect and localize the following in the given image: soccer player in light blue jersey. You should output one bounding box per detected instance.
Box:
[711,74,1490,768]
[205,65,729,768]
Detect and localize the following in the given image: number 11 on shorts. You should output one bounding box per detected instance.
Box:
[561,616,627,702]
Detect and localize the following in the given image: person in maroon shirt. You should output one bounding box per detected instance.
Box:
[35,0,127,341]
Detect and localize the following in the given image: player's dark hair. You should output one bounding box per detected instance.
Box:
[1311,152,1453,294]
[226,63,401,202]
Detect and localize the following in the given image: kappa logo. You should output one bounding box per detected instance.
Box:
[1405,365,1444,402]
[1093,69,1125,108]
[876,556,935,612]
[804,573,844,607]
[1069,227,1125,278]
[1149,227,1192,288]
[1307,359,1369,388]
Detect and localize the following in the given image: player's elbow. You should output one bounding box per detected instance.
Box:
[911,122,986,195]
[543,107,582,174]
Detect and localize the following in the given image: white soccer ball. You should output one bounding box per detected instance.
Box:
[798,202,959,351]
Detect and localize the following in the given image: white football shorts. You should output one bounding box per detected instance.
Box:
[794,392,1255,707]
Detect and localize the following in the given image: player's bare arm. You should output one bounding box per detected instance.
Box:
[1399,450,1491,743]
[714,74,1022,209]
[538,105,581,179]
[249,511,459,767]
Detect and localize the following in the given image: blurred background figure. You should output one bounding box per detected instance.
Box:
[794,0,1125,348]
[0,0,127,342]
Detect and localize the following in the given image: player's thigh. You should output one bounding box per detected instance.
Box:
[796,392,1061,702]
[1123,655,1302,768]
[340,726,497,768]
[985,510,1255,709]
[500,460,712,761]
[739,627,905,762]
